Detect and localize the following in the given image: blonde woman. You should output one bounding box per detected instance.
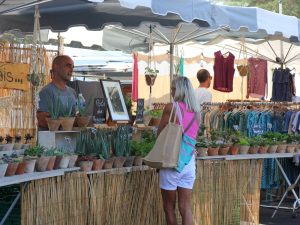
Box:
[157,76,200,225]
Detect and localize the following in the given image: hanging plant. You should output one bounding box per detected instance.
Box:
[145,25,158,87]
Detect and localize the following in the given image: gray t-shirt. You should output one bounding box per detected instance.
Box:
[38,82,77,117]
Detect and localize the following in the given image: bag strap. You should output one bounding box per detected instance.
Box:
[169,104,178,124]
[184,113,197,134]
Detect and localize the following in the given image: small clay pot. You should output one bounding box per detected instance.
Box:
[15,162,26,175]
[286,144,296,153]
[229,145,239,155]
[258,146,269,154]
[68,155,78,168]
[218,147,229,155]
[239,145,250,154]
[0,163,8,178]
[103,158,115,169]
[60,117,75,131]
[197,148,208,157]
[277,144,287,153]
[36,156,50,172]
[79,161,93,172]
[46,118,61,131]
[92,159,105,170]
[113,156,126,168]
[268,145,278,154]
[46,156,56,170]
[207,147,219,156]
[133,156,143,166]
[5,162,19,176]
[248,146,259,154]
[123,156,135,167]
[76,116,91,127]
[24,158,37,173]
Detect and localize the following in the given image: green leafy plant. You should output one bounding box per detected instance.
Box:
[61,97,74,117]
[44,147,64,157]
[77,96,93,117]
[145,67,159,75]
[111,126,131,157]
[24,145,46,157]
[239,137,250,146]
[149,109,163,119]
[48,96,62,119]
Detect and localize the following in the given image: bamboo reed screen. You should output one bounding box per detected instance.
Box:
[21,160,262,225]
[0,42,55,138]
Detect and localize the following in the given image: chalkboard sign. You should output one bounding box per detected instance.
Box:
[92,98,107,124]
[135,99,144,124]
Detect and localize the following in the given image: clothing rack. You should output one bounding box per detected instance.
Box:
[201,101,300,107]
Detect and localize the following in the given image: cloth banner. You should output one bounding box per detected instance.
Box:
[0,63,30,91]
[131,53,138,102]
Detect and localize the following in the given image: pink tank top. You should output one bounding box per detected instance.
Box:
[176,102,199,139]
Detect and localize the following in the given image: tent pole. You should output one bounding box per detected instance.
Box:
[169,43,174,102]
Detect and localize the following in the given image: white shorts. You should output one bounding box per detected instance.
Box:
[159,156,196,190]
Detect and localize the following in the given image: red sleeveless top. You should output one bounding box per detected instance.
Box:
[213,51,235,92]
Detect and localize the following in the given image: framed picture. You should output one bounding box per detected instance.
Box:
[100,80,130,121]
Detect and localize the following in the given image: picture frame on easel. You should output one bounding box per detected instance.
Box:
[100,79,130,122]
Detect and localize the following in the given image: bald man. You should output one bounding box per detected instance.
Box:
[37,55,77,130]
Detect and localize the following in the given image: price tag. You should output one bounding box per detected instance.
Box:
[267,123,272,129]
[233,125,239,131]
[135,99,144,124]
[253,125,263,135]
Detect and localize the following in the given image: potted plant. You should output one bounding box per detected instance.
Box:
[229,130,240,155]
[3,134,14,151]
[148,109,163,126]
[145,67,158,86]
[207,141,220,156]
[2,154,19,176]
[257,136,269,154]
[24,145,46,173]
[22,133,33,149]
[238,137,250,154]
[60,97,75,131]
[111,126,130,168]
[46,96,62,131]
[248,136,259,154]
[13,134,22,150]
[0,158,8,178]
[52,147,70,170]
[76,95,93,127]
[196,137,208,157]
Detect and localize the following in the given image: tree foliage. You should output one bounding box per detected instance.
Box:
[213,0,300,18]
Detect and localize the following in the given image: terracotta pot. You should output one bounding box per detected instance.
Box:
[24,158,36,173]
[207,147,219,156]
[54,156,70,169]
[47,156,56,170]
[258,146,269,154]
[268,145,278,154]
[248,146,259,154]
[68,155,78,168]
[145,74,157,86]
[35,156,50,172]
[79,161,93,172]
[0,163,8,178]
[103,158,115,169]
[133,156,143,166]
[218,147,229,155]
[229,145,239,155]
[239,145,250,154]
[2,143,14,151]
[197,147,208,157]
[286,144,296,153]
[113,156,126,168]
[92,159,105,170]
[5,162,19,176]
[15,162,26,175]
[46,118,61,131]
[60,117,75,131]
[76,116,91,127]
[277,144,287,153]
[124,156,135,167]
